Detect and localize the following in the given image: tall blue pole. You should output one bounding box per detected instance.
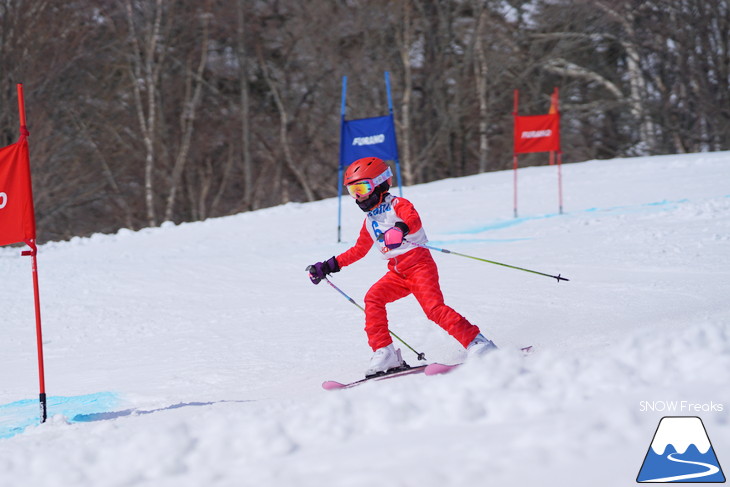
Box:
[338,76,348,242]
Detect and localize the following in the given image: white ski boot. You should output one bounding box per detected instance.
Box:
[365,344,405,377]
[466,333,498,359]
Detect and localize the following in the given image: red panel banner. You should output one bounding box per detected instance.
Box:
[0,135,36,246]
[513,113,561,154]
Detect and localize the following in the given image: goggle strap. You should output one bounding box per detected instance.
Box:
[371,167,393,187]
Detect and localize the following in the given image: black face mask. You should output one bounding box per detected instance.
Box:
[356,184,389,212]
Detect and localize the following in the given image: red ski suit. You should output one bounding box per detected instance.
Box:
[336,194,480,351]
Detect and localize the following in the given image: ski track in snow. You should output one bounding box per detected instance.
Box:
[0,151,729,486]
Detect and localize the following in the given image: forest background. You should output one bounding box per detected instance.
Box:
[0,0,727,242]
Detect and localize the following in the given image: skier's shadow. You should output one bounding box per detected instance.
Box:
[72,399,252,423]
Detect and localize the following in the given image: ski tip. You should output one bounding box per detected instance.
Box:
[424,363,460,376]
[322,380,347,390]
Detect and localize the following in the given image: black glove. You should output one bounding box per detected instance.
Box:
[307,256,340,284]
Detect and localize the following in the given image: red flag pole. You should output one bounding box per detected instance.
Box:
[512,90,519,218]
[17,83,47,423]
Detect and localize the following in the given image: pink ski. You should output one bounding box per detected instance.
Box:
[323,364,428,390]
[424,363,459,376]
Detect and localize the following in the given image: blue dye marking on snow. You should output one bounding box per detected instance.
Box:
[0,392,119,440]
[446,198,693,239]
[445,212,561,236]
[585,199,690,216]
[72,400,238,423]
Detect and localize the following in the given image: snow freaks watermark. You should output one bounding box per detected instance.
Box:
[639,400,725,413]
[636,416,726,483]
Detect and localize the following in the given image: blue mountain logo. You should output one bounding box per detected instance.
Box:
[637,416,725,483]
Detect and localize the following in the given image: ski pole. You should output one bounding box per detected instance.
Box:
[407,240,569,282]
[308,267,427,361]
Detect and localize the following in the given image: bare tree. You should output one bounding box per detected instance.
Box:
[593,0,657,154]
[471,1,490,173]
[236,0,253,210]
[396,0,415,185]
[163,6,211,222]
[125,0,166,227]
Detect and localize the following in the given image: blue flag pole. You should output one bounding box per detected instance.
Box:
[337,76,348,243]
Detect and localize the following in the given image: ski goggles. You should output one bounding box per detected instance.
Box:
[346,167,393,198]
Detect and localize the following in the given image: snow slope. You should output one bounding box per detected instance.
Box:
[1,151,729,487]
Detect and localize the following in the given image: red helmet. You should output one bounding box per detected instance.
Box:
[344,157,392,186]
[344,157,394,211]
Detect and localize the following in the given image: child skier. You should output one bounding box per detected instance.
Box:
[308,156,497,377]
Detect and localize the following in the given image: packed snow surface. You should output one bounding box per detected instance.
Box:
[1,152,729,486]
